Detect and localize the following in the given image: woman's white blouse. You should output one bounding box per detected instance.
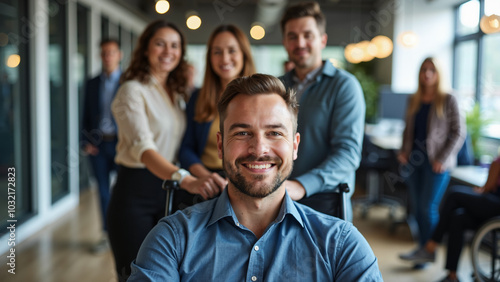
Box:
[111,76,186,168]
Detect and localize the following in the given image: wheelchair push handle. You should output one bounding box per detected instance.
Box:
[162,179,181,191]
[339,183,350,193]
[162,180,181,216]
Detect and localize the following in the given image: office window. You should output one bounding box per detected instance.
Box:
[0,0,32,232]
[101,15,109,39]
[454,40,477,110]
[454,0,500,137]
[77,3,91,191]
[457,0,480,36]
[49,0,69,202]
[480,33,500,121]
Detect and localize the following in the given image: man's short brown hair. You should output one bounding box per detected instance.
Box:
[280,1,326,34]
[217,74,299,136]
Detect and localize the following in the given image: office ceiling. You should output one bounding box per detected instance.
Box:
[113,0,384,45]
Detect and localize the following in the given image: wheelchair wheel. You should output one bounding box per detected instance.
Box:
[471,218,500,282]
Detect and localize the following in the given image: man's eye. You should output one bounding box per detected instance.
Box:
[235,132,248,136]
[269,131,283,136]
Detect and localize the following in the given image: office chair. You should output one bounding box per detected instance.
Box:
[354,134,402,219]
[162,181,349,220]
[297,183,349,220]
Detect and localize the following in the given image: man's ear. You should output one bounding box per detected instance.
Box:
[217,132,223,159]
[293,132,300,160]
[321,33,328,49]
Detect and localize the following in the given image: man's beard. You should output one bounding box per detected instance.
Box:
[223,153,293,198]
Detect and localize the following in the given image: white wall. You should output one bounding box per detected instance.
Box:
[392,0,460,93]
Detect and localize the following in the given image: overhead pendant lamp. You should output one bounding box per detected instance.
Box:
[155,0,170,14]
[480,14,500,34]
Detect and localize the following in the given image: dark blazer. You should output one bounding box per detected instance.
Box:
[81,74,120,146]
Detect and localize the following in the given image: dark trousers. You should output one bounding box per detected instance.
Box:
[107,166,166,281]
[88,139,117,231]
[431,185,500,271]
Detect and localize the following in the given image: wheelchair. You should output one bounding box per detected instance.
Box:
[471,216,500,282]
[162,180,349,220]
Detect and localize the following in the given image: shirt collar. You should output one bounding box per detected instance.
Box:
[207,188,304,228]
[100,68,121,81]
[292,63,323,85]
[284,60,337,85]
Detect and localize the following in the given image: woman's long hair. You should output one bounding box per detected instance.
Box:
[407,57,447,118]
[194,24,256,122]
[121,20,189,101]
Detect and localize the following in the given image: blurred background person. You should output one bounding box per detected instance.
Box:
[81,38,122,254]
[107,20,218,281]
[398,57,465,268]
[280,1,365,221]
[178,24,255,209]
[400,154,500,281]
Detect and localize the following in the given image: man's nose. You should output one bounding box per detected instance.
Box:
[248,135,269,156]
[297,36,306,47]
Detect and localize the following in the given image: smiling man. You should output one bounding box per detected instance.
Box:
[128,74,381,281]
[280,1,365,222]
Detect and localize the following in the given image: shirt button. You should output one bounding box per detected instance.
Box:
[236,222,240,226]
[254,246,259,251]
[251,276,257,281]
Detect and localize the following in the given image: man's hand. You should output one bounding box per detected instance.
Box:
[285,180,306,200]
[84,144,99,156]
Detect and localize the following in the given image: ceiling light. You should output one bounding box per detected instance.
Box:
[398,31,418,48]
[186,14,202,30]
[480,14,500,34]
[250,24,265,40]
[155,0,170,14]
[344,43,363,64]
[6,54,20,68]
[370,35,393,59]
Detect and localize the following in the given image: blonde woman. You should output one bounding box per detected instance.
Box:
[398,57,466,266]
[177,25,256,208]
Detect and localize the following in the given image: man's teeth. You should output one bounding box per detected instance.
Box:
[247,164,271,169]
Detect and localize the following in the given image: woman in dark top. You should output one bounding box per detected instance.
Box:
[398,57,466,266]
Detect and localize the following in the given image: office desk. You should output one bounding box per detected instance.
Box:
[450,165,489,187]
[365,119,404,151]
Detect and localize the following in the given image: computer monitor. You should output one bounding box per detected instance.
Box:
[378,88,411,121]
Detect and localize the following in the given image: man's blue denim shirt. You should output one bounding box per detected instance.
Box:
[129,189,382,281]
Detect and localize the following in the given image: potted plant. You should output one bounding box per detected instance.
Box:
[465,103,492,160]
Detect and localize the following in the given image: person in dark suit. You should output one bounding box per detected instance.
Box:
[81,38,122,253]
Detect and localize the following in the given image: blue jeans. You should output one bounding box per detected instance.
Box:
[403,153,450,246]
[89,139,117,231]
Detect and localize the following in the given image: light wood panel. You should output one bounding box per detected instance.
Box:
[0,189,115,282]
